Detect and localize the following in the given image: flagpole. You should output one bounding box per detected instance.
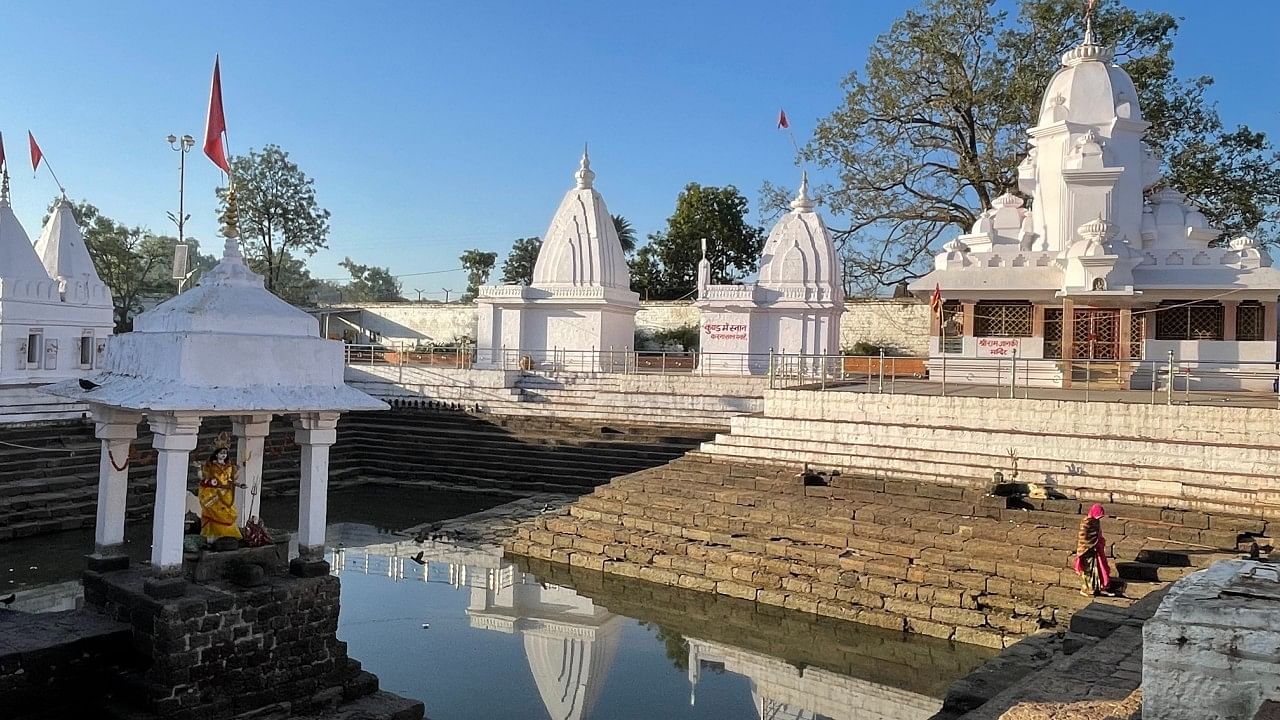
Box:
[40,158,66,198]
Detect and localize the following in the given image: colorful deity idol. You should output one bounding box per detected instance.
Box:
[199,444,244,540]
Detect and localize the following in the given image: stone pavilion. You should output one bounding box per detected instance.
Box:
[475,149,639,371]
[0,174,113,419]
[43,200,386,571]
[910,25,1280,389]
[695,172,844,374]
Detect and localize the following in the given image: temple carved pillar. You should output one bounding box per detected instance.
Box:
[1222,301,1239,341]
[1266,302,1279,342]
[294,411,340,561]
[231,414,272,525]
[1061,299,1075,388]
[92,407,141,557]
[148,413,203,571]
[961,302,975,338]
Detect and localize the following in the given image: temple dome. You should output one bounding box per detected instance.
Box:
[35,198,104,285]
[756,173,842,298]
[1038,31,1143,126]
[531,150,630,290]
[134,238,316,337]
[0,186,52,281]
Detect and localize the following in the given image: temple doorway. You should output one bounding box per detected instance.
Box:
[1072,309,1120,360]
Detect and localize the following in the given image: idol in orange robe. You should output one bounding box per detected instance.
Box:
[199,447,242,540]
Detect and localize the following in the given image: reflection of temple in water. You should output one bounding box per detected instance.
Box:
[330,525,623,720]
[686,638,943,720]
[332,525,975,720]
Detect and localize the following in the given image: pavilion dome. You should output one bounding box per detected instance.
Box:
[756,173,842,299]
[0,182,53,281]
[1038,28,1143,127]
[531,150,631,290]
[41,218,385,413]
[35,197,105,286]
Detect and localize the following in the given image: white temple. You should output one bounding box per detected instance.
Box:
[475,150,639,371]
[695,172,844,374]
[910,23,1280,390]
[43,196,385,570]
[0,178,113,418]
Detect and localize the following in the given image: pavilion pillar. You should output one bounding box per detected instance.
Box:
[960,302,975,338]
[1266,302,1279,342]
[91,407,141,558]
[148,413,203,572]
[1061,299,1075,388]
[231,414,273,525]
[293,411,340,563]
[1118,308,1133,385]
[1222,301,1239,341]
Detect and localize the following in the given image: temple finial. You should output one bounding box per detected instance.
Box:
[575,144,595,189]
[1083,0,1097,45]
[219,181,243,260]
[0,166,9,204]
[790,170,815,211]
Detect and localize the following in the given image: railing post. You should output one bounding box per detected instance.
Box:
[890,356,896,395]
[1010,348,1017,399]
[941,353,947,397]
[878,348,885,394]
[768,348,775,389]
[1085,359,1091,403]
[1166,350,1175,405]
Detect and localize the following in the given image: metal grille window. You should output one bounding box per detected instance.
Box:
[941,301,963,354]
[1237,302,1265,341]
[974,301,1033,337]
[1129,314,1145,359]
[1155,301,1224,341]
[1044,308,1063,359]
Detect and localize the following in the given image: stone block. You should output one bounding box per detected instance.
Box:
[717,581,759,601]
[144,576,187,599]
[289,558,331,578]
[953,626,1005,650]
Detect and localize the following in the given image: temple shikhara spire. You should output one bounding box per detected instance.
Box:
[909,17,1280,390]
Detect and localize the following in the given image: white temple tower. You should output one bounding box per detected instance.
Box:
[0,178,113,419]
[475,150,639,371]
[695,172,844,374]
[910,22,1280,390]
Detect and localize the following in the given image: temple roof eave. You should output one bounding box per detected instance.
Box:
[40,374,388,414]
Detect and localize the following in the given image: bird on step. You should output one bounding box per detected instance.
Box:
[78,378,100,391]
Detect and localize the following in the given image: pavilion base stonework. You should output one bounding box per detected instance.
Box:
[80,557,421,720]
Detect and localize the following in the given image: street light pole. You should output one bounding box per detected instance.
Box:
[166,133,195,293]
[442,288,451,303]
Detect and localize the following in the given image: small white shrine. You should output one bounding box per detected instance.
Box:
[0,178,113,416]
[910,24,1280,389]
[475,150,639,371]
[43,197,385,571]
[695,173,844,374]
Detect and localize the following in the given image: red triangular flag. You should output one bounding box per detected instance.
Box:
[203,55,231,173]
[28,131,42,173]
[929,283,942,315]
[777,109,790,130]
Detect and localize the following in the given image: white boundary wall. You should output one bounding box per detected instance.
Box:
[317,299,931,356]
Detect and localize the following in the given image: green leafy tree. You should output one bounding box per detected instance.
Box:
[611,214,637,253]
[628,244,666,300]
[261,251,320,306]
[459,249,497,302]
[217,144,331,296]
[339,257,403,302]
[500,237,542,285]
[790,0,1280,292]
[641,183,765,299]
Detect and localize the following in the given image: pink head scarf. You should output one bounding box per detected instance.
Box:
[1088,504,1106,519]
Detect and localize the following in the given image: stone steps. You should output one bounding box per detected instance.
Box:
[509,454,1253,649]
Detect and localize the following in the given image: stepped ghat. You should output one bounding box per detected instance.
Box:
[509,387,1273,650]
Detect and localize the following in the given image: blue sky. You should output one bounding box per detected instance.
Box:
[0,1,1276,299]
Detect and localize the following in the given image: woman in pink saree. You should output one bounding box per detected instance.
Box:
[1074,504,1112,596]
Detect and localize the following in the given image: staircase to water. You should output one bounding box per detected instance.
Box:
[510,452,1257,650]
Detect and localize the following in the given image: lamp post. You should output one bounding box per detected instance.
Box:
[442,288,451,304]
[166,134,196,292]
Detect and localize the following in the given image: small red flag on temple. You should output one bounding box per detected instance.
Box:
[777,109,790,130]
[203,55,231,173]
[929,284,942,316]
[28,132,42,173]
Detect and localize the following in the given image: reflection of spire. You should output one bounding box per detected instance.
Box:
[575,144,595,190]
